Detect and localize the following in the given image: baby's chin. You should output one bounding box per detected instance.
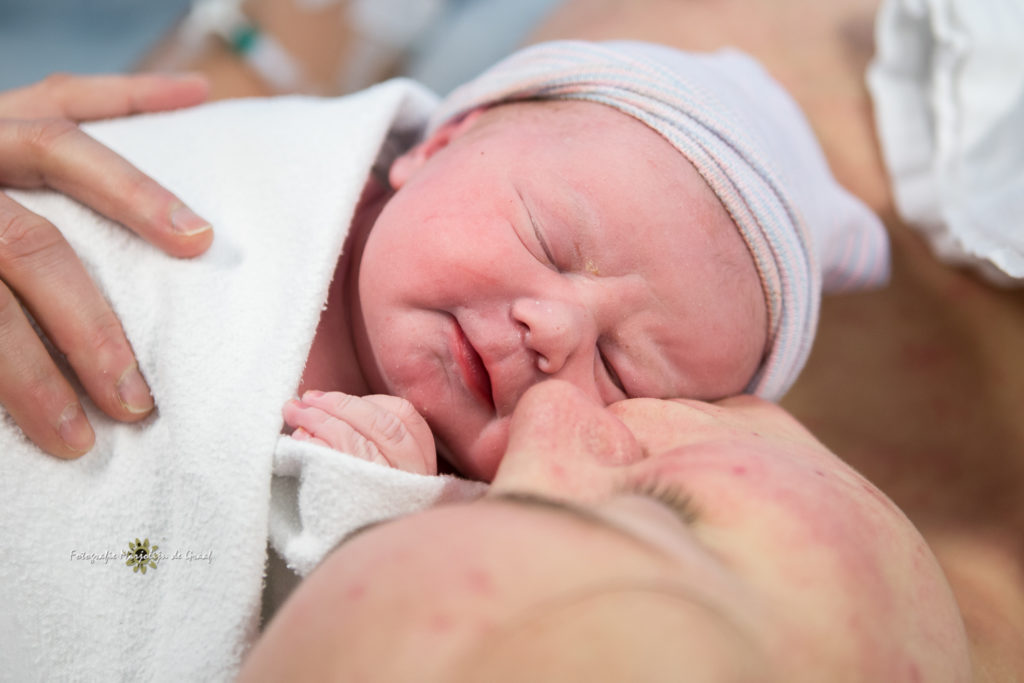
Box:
[435,417,511,482]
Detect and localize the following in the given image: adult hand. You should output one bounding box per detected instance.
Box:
[283,391,438,476]
[0,73,213,459]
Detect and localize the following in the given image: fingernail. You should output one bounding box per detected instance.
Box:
[169,203,212,236]
[303,390,324,399]
[288,400,316,416]
[58,403,94,454]
[117,365,154,414]
[292,427,311,441]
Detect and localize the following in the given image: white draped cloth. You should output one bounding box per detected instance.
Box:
[869,0,1024,284]
[0,79,484,682]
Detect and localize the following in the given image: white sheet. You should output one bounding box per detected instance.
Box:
[868,0,1024,284]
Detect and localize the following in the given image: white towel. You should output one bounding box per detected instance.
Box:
[868,0,1024,284]
[270,440,486,577]
[0,78,485,681]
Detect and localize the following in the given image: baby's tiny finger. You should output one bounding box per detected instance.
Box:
[300,391,413,447]
[283,399,387,465]
[361,395,435,466]
[299,391,433,473]
[291,426,331,449]
[282,398,307,430]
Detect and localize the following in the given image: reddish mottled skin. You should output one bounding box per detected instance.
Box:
[465,569,496,597]
[345,584,366,602]
[428,614,454,634]
[242,384,969,681]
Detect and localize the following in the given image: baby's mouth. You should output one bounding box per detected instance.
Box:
[452,320,494,410]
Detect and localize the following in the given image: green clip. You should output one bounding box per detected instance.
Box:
[229,24,259,55]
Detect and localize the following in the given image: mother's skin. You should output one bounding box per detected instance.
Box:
[533,0,1024,677]
[241,380,970,681]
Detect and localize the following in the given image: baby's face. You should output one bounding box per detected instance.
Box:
[350,101,766,479]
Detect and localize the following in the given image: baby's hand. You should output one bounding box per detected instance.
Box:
[282,391,437,475]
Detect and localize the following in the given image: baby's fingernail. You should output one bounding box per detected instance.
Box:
[292,427,311,441]
[169,203,212,236]
[58,403,94,454]
[117,365,154,414]
[303,390,324,399]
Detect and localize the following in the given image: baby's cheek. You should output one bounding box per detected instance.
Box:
[437,416,511,482]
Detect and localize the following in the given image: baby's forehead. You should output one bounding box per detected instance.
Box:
[459,98,748,267]
[467,98,665,144]
[457,100,721,203]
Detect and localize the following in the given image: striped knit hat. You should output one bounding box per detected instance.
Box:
[429,40,889,400]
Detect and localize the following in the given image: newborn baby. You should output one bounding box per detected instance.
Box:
[282,41,889,481]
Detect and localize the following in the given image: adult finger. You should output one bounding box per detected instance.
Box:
[0,73,210,121]
[0,118,212,258]
[0,192,154,429]
[0,278,94,458]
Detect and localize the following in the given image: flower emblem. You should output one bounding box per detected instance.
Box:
[126,538,159,574]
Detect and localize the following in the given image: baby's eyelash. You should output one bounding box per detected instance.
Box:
[515,188,557,268]
[531,216,557,266]
[626,480,701,525]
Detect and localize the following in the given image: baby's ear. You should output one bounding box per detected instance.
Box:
[388,108,488,189]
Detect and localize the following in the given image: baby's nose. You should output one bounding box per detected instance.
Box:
[511,298,586,374]
[492,381,643,498]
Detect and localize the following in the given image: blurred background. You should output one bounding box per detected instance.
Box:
[0,0,191,89]
[0,0,564,95]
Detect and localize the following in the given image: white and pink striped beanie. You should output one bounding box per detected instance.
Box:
[429,40,889,400]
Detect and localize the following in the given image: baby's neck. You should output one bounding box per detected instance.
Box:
[298,176,391,396]
[297,257,365,397]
